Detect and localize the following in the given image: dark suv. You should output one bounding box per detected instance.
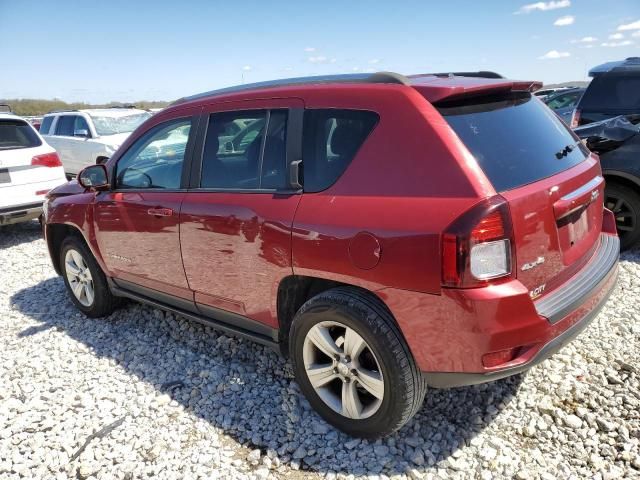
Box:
[44,72,619,438]
[571,57,640,249]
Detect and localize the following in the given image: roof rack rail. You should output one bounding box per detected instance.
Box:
[414,71,505,79]
[0,104,12,113]
[46,109,80,114]
[174,71,411,105]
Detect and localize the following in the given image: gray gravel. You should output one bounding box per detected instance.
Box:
[1,220,639,480]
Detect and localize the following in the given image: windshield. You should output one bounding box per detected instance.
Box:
[439,92,588,192]
[90,112,151,136]
[579,74,640,111]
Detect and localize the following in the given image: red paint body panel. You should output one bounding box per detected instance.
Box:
[43,75,618,380]
[94,191,192,298]
[180,192,301,327]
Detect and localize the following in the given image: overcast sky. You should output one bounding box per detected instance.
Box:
[1,0,639,103]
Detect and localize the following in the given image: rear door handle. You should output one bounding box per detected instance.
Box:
[147,207,173,217]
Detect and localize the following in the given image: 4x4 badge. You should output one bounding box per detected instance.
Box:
[522,256,545,271]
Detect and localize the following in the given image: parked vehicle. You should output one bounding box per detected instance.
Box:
[40,108,151,176]
[533,86,576,100]
[571,57,640,128]
[0,112,66,226]
[543,87,585,123]
[570,57,640,249]
[575,116,640,249]
[43,72,619,438]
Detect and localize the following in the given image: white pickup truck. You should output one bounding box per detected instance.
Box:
[40,108,151,176]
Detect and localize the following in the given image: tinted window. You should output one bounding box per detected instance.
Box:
[200,110,287,190]
[40,116,54,135]
[55,116,75,136]
[579,74,640,111]
[546,91,581,110]
[0,120,42,150]
[115,118,191,189]
[440,92,588,192]
[302,109,378,192]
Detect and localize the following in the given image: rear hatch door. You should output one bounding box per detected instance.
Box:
[438,90,604,298]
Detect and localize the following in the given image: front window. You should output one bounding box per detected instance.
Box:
[115,118,191,189]
[90,112,151,136]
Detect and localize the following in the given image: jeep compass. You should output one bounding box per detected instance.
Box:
[44,71,619,438]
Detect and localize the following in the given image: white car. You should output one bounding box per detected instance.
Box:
[40,108,151,176]
[0,113,67,226]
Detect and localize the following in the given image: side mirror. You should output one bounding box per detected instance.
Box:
[78,164,109,190]
[224,141,234,152]
[74,129,90,138]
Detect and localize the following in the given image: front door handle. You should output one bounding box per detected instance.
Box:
[147,207,174,217]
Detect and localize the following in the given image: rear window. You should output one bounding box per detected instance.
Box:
[302,109,378,192]
[0,119,42,150]
[579,74,640,111]
[439,92,588,192]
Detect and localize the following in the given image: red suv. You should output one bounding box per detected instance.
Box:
[43,72,619,438]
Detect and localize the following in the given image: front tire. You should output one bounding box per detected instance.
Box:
[605,182,640,251]
[290,287,426,438]
[60,236,119,317]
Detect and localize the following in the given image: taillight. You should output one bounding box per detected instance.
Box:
[31,152,62,168]
[441,195,515,288]
[570,108,581,129]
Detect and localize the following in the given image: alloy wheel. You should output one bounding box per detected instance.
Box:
[302,321,384,420]
[64,248,95,307]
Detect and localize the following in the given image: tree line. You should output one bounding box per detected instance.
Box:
[0,99,170,116]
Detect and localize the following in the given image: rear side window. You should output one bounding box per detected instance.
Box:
[200,109,287,190]
[0,120,42,150]
[55,116,75,136]
[439,92,588,192]
[40,116,54,135]
[579,74,640,111]
[302,109,378,192]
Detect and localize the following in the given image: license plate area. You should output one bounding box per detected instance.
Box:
[556,201,600,265]
[0,168,10,184]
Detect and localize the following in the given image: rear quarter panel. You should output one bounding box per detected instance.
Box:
[292,86,494,294]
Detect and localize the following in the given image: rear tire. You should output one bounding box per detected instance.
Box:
[289,287,426,438]
[60,236,119,317]
[605,182,640,251]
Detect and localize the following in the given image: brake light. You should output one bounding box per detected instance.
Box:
[570,108,581,129]
[441,195,515,288]
[31,152,62,168]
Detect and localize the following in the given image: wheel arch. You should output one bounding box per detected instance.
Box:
[46,222,101,276]
[276,275,399,357]
[603,170,640,191]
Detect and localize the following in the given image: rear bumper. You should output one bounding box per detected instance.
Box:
[0,201,43,225]
[423,233,619,388]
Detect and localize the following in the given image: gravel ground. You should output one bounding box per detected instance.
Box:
[1,220,639,480]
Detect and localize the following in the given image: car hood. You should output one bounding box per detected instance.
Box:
[97,132,131,147]
[47,179,85,197]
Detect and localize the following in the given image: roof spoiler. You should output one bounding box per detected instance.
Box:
[424,71,505,79]
[0,104,12,113]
